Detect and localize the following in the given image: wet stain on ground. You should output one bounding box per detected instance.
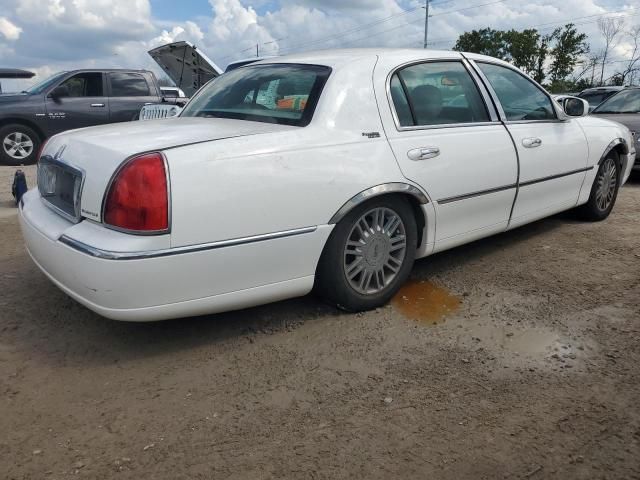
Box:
[392,280,461,325]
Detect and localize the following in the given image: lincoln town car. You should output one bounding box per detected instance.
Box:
[19,49,636,321]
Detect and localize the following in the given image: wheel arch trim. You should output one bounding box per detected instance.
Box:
[328,183,430,224]
[599,137,629,165]
[0,117,46,142]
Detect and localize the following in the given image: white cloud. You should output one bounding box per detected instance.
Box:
[0,16,22,41]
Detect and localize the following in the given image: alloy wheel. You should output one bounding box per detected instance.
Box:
[343,207,407,295]
[3,131,34,160]
[595,158,617,211]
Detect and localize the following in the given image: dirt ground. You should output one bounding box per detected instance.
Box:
[1,164,639,480]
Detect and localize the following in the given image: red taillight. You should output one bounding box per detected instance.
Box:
[103,153,169,233]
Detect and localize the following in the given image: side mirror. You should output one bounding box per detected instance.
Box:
[49,85,69,103]
[562,97,589,117]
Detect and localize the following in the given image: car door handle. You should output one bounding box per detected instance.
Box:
[90,103,105,108]
[522,137,542,148]
[407,146,440,161]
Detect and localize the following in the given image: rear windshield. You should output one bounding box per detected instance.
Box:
[181,64,331,127]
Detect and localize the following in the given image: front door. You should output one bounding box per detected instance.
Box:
[377,59,519,252]
[45,72,109,135]
[472,60,589,228]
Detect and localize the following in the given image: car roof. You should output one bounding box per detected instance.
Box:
[64,68,152,74]
[254,48,466,68]
[581,86,626,93]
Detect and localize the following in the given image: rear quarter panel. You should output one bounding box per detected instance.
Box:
[165,56,413,248]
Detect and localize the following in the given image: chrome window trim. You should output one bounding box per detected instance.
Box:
[464,57,566,124]
[385,58,501,133]
[37,155,86,224]
[58,226,318,260]
[329,183,429,224]
[392,121,502,132]
[100,151,172,236]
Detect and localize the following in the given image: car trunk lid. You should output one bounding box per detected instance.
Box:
[40,118,295,224]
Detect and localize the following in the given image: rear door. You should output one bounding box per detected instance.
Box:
[45,72,109,135]
[470,60,589,228]
[107,72,159,122]
[375,57,519,252]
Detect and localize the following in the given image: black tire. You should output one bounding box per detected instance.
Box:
[577,151,621,221]
[315,195,417,312]
[0,124,41,166]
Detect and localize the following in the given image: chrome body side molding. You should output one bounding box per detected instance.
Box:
[436,167,594,205]
[58,226,318,260]
[329,183,429,224]
[437,184,517,205]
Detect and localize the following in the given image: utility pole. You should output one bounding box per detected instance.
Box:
[423,0,430,49]
[256,43,259,57]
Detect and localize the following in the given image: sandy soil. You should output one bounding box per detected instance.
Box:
[1,165,639,479]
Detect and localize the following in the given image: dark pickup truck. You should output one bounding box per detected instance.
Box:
[0,69,162,165]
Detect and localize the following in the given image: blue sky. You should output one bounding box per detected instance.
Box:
[151,0,280,20]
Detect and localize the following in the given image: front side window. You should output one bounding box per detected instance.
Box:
[181,64,331,127]
[109,73,150,97]
[59,72,104,97]
[27,71,68,95]
[390,61,490,128]
[593,89,640,114]
[478,63,556,121]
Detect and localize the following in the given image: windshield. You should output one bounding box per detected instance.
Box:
[181,64,331,127]
[24,71,68,94]
[579,91,615,107]
[594,89,640,114]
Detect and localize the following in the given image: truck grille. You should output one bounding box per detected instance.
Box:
[139,104,182,120]
[37,157,84,223]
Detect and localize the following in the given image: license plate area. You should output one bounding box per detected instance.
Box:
[38,157,84,223]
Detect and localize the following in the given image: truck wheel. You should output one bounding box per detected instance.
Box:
[0,124,41,166]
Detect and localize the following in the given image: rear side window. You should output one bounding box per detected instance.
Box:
[59,72,103,97]
[390,61,490,128]
[109,73,150,97]
[477,63,556,121]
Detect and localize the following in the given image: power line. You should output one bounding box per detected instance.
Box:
[220,3,430,61]
[424,7,640,47]
[278,0,511,54]
[228,0,506,59]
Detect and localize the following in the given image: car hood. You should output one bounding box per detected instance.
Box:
[43,117,296,222]
[590,113,640,136]
[148,41,223,97]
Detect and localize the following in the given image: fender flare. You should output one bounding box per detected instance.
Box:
[328,182,430,224]
[599,137,629,165]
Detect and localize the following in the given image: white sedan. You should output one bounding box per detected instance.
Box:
[19,49,636,321]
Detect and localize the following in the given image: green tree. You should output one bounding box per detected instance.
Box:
[548,23,589,84]
[453,28,508,59]
[503,29,540,75]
